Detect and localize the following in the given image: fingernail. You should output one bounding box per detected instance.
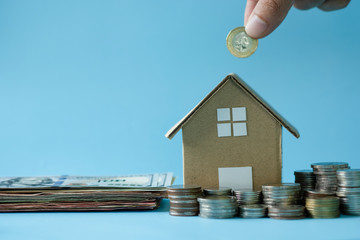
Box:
[245,14,268,39]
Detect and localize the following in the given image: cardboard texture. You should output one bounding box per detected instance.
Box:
[166,74,299,190]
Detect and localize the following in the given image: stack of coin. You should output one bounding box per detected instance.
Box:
[311,162,349,192]
[339,195,360,215]
[239,204,267,218]
[305,196,340,218]
[262,183,301,206]
[294,170,315,191]
[337,169,360,187]
[167,185,202,216]
[268,205,305,220]
[233,189,262,205]
[203,187,232,196]
[336,169,360,215]
[294,170,316,203]
[198,196,238,219]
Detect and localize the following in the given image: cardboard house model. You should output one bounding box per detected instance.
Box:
[165,73,299,190]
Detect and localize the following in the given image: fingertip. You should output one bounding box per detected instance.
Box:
[245,14,269,39]
[245,0,294,39]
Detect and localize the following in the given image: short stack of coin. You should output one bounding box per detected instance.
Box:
[306,196,340,218]
[268,205,305,220]
[262,183,301,206]
[294,170,315,192]
[294,170,316,203]
[203,187,232,196]
[336,169,360,215]
[233,189,262,206]
[167,185,202,216]
[198,196,238,219]
[311,162,349,193]
[239,204,267,218]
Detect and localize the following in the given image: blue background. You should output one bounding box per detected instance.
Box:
[0,1,359,239]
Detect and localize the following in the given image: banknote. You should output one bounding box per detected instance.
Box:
[0,173,174,189]
[0,173,174,212]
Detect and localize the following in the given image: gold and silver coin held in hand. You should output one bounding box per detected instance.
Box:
[226,26,258,58]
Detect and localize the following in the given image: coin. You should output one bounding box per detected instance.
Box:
[268,205,305,220]
[198,196,238,219]
[167,184,201,192]
[240,204,267,218]
[311,162,349,192]
[226,26,258,58]
[336,169,360,215]
[305,196,340,218]
[262,183,301,206]
[337,169,360,187]
[311,162,349,169]
[203,187,232,196]
[233,189,262,205]
[167,185,202,217]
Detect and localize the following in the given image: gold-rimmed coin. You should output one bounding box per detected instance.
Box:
[226,26,258,58]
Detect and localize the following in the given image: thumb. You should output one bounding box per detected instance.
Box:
[245,0,294,39]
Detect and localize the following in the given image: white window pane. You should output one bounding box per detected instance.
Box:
[232,107,246,121]
[217,123,231,137]
[217,108,230,121]
[233,122,247,136]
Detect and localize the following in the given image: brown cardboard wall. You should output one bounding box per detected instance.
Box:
[182,79,282,190]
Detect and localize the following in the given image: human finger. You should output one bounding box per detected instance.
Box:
[245,0,294,39]
[245,0,259,26]
[318,0,351,11]
[294,0,326,10]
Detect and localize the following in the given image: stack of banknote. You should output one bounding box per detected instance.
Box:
[0,173,173,212]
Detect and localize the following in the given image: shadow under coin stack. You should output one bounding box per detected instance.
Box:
[262,183,304,219]
[198,196,238,219]
[233,189,265,218]
[336,169,360,215]
[203,187,232,197]
[311,162,349,193]
[294,170,315,203]
[167,185,202,216]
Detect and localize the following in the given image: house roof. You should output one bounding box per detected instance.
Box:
[165,73,300,140]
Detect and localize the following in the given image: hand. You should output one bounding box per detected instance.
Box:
[244,0,351,39]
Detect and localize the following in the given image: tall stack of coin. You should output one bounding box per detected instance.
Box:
[198,196,238,219]
[262,183,301,206]
[239,204,267,218]
[311,162,349,192]
[203,187,232,196]
[305,196,340,218]
[336,169,360,215]
[268,205,305,220]
[167,185,202,216]
[233,189,262,206]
